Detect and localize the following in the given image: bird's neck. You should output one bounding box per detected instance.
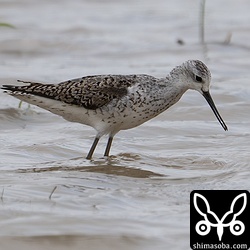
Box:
[157,73,189,108]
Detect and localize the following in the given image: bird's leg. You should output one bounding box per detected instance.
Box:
[104,136,113,157]
[86,137,99,160]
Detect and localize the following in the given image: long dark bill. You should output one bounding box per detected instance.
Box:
[202,91,228,131]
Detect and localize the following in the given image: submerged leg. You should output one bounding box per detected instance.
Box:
[104,137,113,157]
[86,137,99,160]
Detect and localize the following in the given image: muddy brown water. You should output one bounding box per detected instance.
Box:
[0,1,250,249]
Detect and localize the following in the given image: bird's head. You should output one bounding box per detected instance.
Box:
[171,60,228,131]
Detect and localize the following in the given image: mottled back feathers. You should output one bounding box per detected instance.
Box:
[2,75,138,109]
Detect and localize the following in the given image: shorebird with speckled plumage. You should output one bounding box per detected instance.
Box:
[1,60,228,159]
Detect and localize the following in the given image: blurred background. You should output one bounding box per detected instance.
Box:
[0,1,250,250]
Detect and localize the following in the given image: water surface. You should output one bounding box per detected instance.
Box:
[0,1,250,249]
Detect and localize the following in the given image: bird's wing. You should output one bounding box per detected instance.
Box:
[2,75,138,109]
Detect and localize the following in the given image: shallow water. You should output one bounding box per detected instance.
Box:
[0,0,250,249]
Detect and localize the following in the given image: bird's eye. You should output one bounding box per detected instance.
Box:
[195,75,202,82]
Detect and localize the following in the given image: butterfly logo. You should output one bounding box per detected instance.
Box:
[193,192,247,241]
